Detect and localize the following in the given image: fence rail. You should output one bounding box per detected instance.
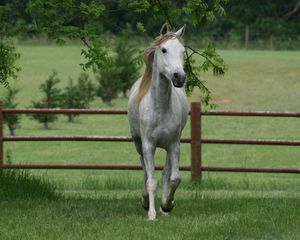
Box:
[0,101,300,181]
[4,108,300,117]
[202,110,300,117]
[2,108,128,115]
[2,136,192,143]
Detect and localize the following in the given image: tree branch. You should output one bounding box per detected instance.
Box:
[184,50,210,94]
[156,0,173,28]
[283,0,300,19]
[81,36,91,49]
[185,45,225,75]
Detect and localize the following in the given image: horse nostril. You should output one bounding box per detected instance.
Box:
[174,72,178,79]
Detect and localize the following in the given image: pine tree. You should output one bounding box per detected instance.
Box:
[3,87,20,136]
[76,73,95,108]
[30,71,61,129]
[61,78,80,122]
[114,35,142,97]
[95,32,142,105]
[96,60,121,106]
[61,73,95,122]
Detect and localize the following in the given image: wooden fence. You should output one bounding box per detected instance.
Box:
[0,101,299,181]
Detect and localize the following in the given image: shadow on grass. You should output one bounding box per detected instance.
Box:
[0,169,60,200]
[81,175,141,190]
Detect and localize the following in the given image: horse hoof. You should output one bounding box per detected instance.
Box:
[147,216,157,221]
[142,194,149,211]
[160,201,174,213]
[148,210,156,221]
[159,207,169,216]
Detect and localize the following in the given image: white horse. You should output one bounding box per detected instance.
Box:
[128,24,189,220]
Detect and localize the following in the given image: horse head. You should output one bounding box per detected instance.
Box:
[156,23,186,88]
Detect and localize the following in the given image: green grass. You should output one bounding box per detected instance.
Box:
[0,46,300,239]
[0,169,59,200]
[193,50,300,111]
[1,190,299,240]
[0,170,299,240]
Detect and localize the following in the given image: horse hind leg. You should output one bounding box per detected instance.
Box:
[134,140,149,211]
[160,143,181,213]
[160,178,181,213]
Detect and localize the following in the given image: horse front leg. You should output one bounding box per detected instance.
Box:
[142,140,157,220]
[161,142,181,213]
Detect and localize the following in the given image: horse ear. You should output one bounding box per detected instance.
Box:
[160,23,169,35]
[175,24,186,37]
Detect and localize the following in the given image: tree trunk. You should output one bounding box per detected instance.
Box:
[122,89,127,98]
[8,126,15,136]
[104,100,112,106]
[68,114,74,122]
[43,121,48,129]
[269,35,274,50]
[245,25,249,49]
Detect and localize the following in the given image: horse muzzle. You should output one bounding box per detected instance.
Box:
[172,72,186,88]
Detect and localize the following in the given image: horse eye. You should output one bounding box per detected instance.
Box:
[162,48,167,53]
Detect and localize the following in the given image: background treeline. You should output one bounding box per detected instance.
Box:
[200,0,300,49]
[3,0,300,49]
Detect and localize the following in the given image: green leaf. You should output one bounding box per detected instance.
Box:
[136,22,146,32]
[0,41,20,88]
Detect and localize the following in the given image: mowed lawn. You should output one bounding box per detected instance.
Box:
[0,46,299,239]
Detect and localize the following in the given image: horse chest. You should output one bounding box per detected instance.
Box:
[149,113,181,144]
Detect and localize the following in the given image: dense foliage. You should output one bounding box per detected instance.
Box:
[1,0,299,41]
[0,41,20,88]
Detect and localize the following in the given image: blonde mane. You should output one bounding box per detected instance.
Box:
[135,32,183,102]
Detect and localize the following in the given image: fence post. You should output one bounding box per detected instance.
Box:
[190,102,202,181]
[0,101,3,169]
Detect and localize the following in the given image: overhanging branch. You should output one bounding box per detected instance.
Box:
[81,37,91,49]
[185,45,225,76]
[283,0,300,19]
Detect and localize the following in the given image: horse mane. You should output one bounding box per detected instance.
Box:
[135,32,183,102]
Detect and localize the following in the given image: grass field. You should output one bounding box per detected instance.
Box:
[0,46,299,239]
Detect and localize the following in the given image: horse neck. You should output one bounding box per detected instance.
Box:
[150,52,172,111]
